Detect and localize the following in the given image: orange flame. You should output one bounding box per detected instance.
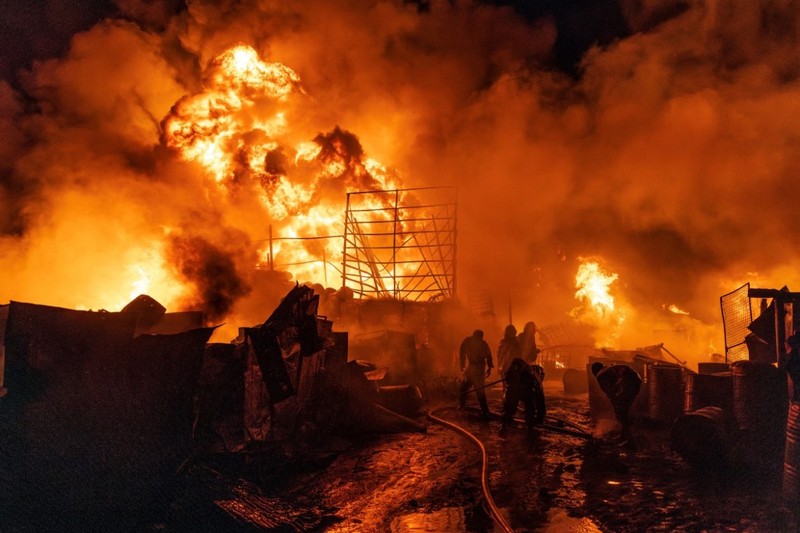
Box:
[572,258,626,348]
[160,44,407,292]
[574,259,618,315]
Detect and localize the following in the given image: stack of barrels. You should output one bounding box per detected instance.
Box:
[671,360,791,471]
[587,357,799,485]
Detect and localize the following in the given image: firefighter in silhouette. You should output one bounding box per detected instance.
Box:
[459,329,493,419]
[518,321,541,363]
[500,358,546,435]
[497,324,521,380]
[591,362,642,443]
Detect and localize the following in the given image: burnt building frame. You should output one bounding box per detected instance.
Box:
[342,186,457,302]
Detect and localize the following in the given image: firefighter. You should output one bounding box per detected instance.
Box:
[497,324,521,379]
[518,321,541,363]
[459,329,494,419]
[500,358,546,435]
[591,361,642,444]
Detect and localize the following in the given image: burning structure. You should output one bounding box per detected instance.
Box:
[4,2,800,529]
[4,0,800,370]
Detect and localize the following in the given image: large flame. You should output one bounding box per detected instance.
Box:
[572,258,626,348]
[574,259,618,315]
[161,44,405,292]
[6,1,800,364]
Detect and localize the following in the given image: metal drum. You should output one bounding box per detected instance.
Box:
[698,362,730,375]
[683,372,733,414]
[671,406,737,468]
[784,402,800,502]
[731,360,788,458]
[647,364,684,425]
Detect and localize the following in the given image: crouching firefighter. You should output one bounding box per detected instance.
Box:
[500,358,546,434]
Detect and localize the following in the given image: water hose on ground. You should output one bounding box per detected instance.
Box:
[426,408,514,533]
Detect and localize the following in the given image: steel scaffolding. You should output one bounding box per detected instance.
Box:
[342,186,457,302]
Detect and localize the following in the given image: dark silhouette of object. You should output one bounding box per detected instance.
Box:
[518,321,541,363]
[501,358,546,434]
[459,329,494,418]
[591,362,642,443]
[497,324,521,378]
[782,331,800,401]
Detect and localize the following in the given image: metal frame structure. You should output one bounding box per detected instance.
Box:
[720,282,753,363]
[342,186,457,302]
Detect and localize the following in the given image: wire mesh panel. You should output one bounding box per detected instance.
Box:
[720,283,753,363]
[342,187,457,302]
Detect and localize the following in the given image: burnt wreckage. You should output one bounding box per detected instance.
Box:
[0,284,426,529]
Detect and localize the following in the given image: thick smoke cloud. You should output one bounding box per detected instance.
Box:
[166,231,253,322]
[2,0,800,357]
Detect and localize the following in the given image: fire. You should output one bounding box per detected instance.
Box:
[667,304,690,315]
[572,258,626,348]
[574,259,618,315]
[160,44,408,292]
[162,44,300,184]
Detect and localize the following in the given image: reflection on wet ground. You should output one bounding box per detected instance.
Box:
[286,379,800,532]
[391,507,466,532]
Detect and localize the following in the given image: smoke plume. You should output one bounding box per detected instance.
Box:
[2,0,800,359]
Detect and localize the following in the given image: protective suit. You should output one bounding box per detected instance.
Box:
[458,330,493,418]
[501,358,546,432]
[591,362,642,441]
[497,324,521,378]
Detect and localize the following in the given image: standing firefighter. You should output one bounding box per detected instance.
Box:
[518,321,541,363]
[497,324,521,379]
[459,329,494,419]
[500,358,546,435]
[591,362,642,444]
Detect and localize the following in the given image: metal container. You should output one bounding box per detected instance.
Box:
[671,406,737,468]
[698,362,730,375]
[683,372,733,414]
[731,360,788,458]
[784,402,800,502]
[647,364,684,425]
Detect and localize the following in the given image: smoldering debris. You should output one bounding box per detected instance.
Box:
[0,284,434,529]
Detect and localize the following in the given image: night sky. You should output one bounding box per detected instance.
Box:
[0,0,636,85]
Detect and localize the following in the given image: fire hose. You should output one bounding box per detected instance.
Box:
[426,404,593,532]
[426,407,514,533]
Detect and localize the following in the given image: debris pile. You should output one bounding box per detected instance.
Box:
[0,284,430,529]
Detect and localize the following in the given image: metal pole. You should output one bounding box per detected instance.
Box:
[342,193,351,289]
[453,188,458,300]
[269,225,274,270]
[393,189,399,299]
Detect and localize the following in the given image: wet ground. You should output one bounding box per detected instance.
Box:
[270,380,800,532]
[25,377,795,532]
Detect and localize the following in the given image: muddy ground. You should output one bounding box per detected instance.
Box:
[164,379,800,532]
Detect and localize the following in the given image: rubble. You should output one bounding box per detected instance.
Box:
[0,285,434,529]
